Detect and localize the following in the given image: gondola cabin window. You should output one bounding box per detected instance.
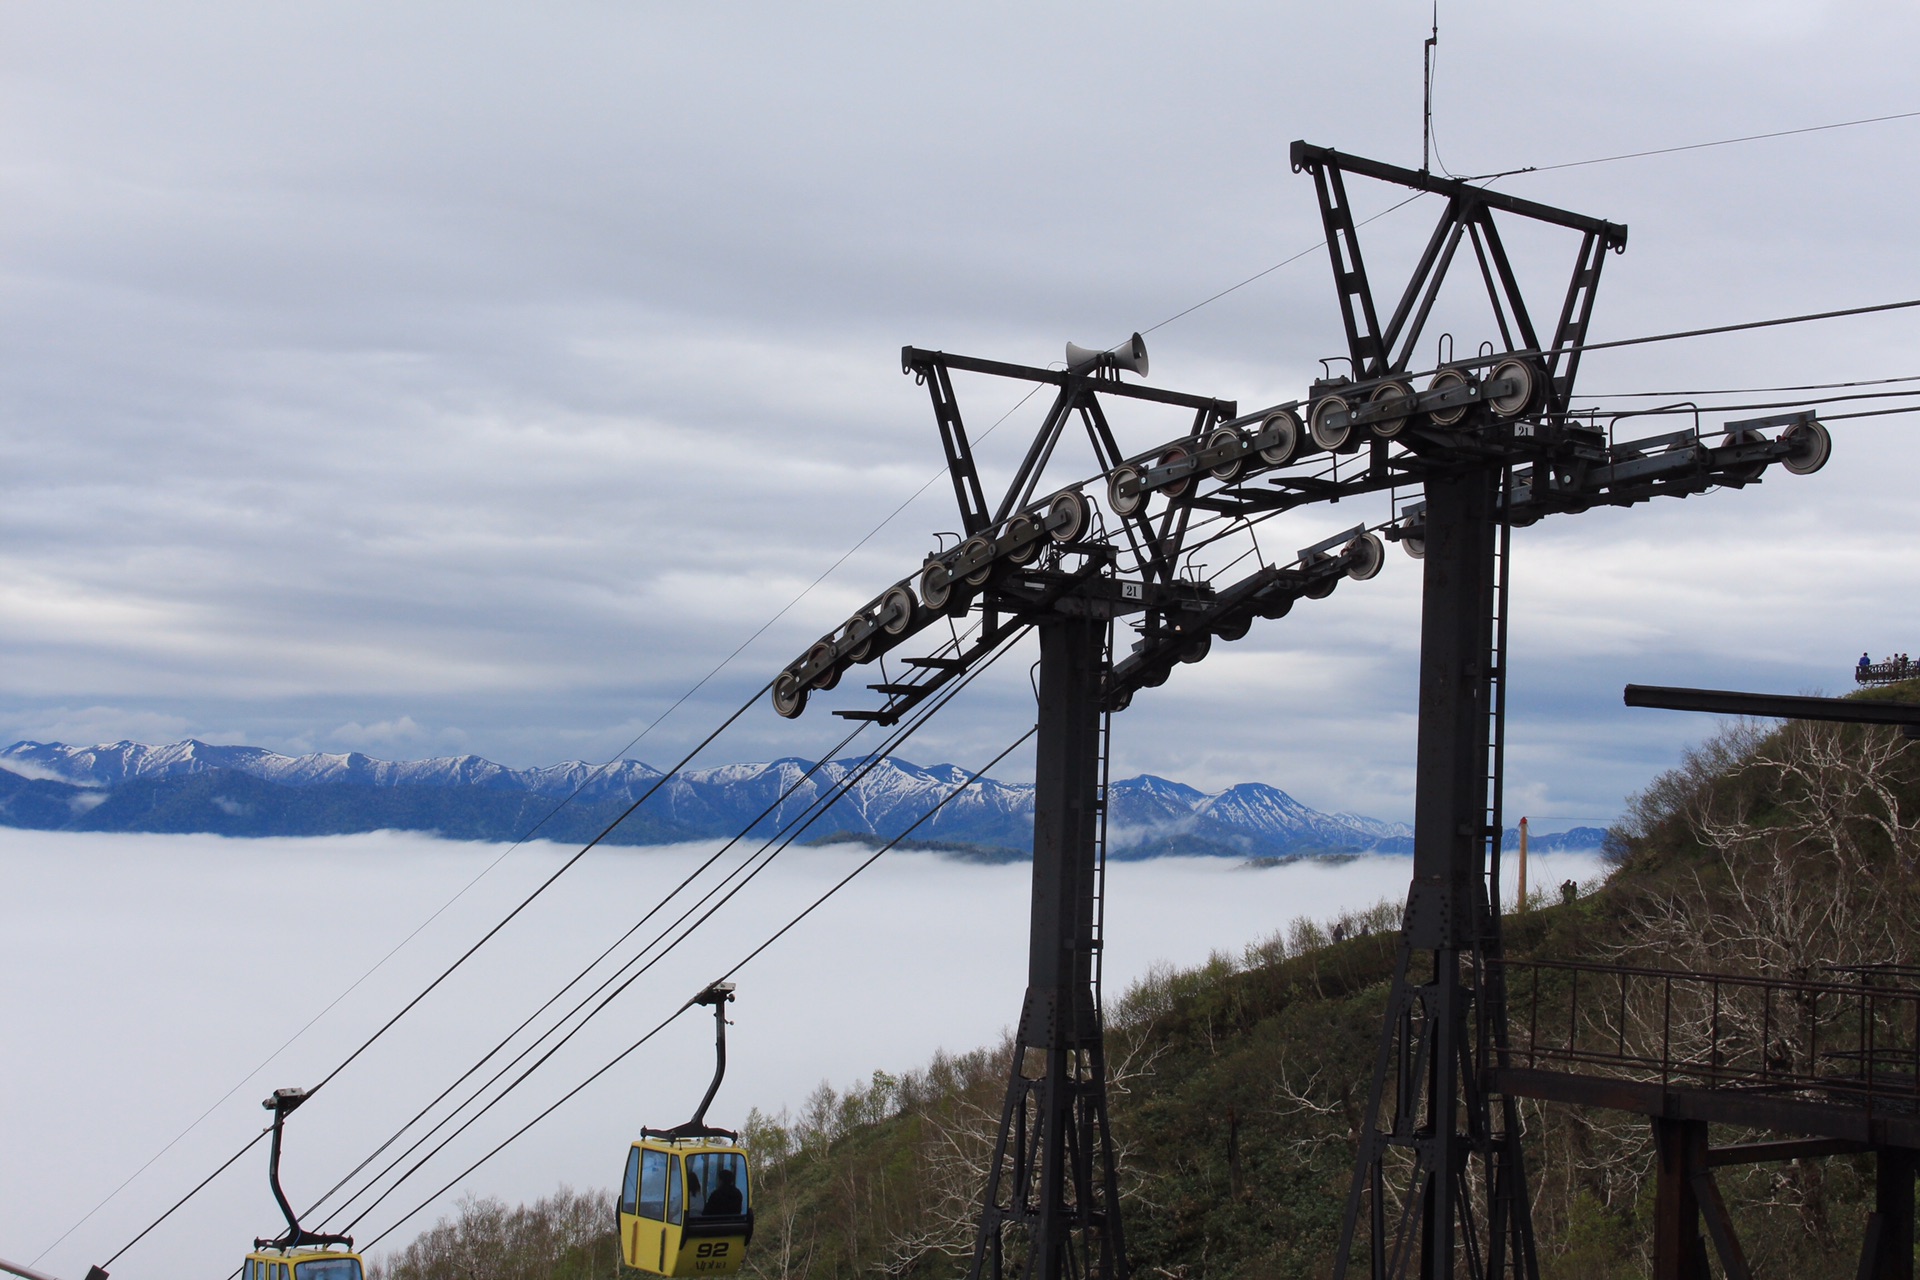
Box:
[296,1258,363,1280]
[639,1148,669,1218]
[685,1152,748,1217]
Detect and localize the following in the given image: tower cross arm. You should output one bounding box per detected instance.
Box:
[902,347,1235,414]
[1288,141,1628,249]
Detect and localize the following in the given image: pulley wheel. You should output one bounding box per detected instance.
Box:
[919,559,953,612]
[1400,530,1426,559]
[1344,531,1385,581]
[1178,631,1212,664]
[1256,594,1294,620]
[1781,419,1832,475]
[960,534,995,586]
[1005,514,1040,565]
[1304,575,1337,600]
[1369,381,1413,438]
[1426,369,1470,426]
[1158,446,1193,498]
[1139,662,1171,689]
[806,639,840,691]
[772,671,808,719]
[839,613,871,663]
[1310,394,1353,451]
[1258,409,1301,466]
[1046,489,1088,544]
[1215,612,1252,643]
[879,583,916,635]
[1487,358,1535,418]
[1207,426,1247,481]
[1106,464,1144,517]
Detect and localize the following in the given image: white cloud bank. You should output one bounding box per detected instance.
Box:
[1,828,1605,1278]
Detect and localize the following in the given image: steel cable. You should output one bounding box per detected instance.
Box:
[353,724,1037,1255]
[85,678,773,1271]
[297,721,875,1224]
[1587,373,1920,398]
[49,363,1053,1270]
[319,726,905,1227]
[326,640,1036,1243]
[97,1134,265,1269]
[71,375,1043,1270]
[1581,387,1920,422]
[314,627,1027,1237]
[1468,109,1920,181]
[226,644,1006,1274]
[1141,193,1425,335]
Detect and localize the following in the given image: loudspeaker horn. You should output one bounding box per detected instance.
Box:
[1066,332,1149,378]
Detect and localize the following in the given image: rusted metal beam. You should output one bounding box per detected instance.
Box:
[1492,1068,1920,1149]
[1625,683,1920,727]
[1691,1161,1754,1280]
[1707,1137,1868,1166]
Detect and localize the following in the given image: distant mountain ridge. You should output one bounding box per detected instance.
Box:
[0,738,667,796]
[0,739,1606,859]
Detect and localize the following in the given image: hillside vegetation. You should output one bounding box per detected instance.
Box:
[374,697,1920,1280]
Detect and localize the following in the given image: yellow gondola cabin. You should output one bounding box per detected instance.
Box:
[242,1246,365,1280]
[618,1136,752,1276]
[619,982,753,1276]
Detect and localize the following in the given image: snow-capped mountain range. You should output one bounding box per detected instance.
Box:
[0,739,1607,859]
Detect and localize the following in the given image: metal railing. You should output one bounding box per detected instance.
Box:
[1498,958,1920,1118]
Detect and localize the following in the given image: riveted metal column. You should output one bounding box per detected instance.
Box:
[1335,465,1538,1280]
[969,614,1126,1280]
[1404,466,1496,956]
[1412,466,1495,1280]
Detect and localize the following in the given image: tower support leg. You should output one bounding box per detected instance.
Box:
[1861,1147,1917,1280]
[1651,1119,1710,1280]
[968,616,1127,1280]
[1332,466,1537,1280]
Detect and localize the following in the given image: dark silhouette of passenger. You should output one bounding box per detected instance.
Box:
[703,1166,744,1216]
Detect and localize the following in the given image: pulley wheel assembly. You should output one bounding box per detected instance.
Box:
[1426,369,1471,426]
[1047,489,1088,543]
[1310,394,1354,451]
[1259,409,1301,465]
[1207,426,1247,481]
[1369,381,1413,438]
[919,559,953,611]
[1106,464,1144,517]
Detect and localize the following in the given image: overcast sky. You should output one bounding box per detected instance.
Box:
[4,2,1920,829]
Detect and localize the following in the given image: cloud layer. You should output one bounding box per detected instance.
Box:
[0,827,1611,1278]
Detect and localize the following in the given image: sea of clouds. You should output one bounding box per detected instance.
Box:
[1,829,1605,1279]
